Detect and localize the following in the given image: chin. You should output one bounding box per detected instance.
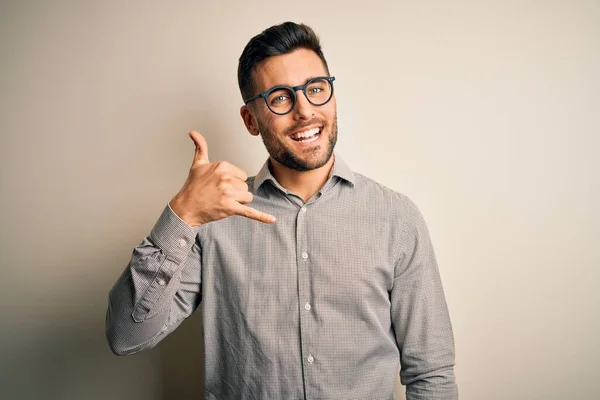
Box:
[284,148,334,172]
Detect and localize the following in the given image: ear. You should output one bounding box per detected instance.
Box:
[240,105,260,136]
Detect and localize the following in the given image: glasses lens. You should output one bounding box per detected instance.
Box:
[267,88,295,114]
[305,78,333,106]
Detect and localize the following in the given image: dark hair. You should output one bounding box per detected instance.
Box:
[237,22,330,102]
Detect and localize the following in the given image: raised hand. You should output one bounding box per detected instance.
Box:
[169,131,276,227]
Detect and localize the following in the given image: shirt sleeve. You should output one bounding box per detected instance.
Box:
[105,204,202,356]
[390,197,459,400]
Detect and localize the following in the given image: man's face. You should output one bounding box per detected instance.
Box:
[245,48,337,172]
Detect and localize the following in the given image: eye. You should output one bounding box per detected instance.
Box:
[272,95,289,104]
[308,87,323,94]
[268,88,293,106]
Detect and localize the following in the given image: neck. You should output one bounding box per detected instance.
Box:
[269,154,335,202]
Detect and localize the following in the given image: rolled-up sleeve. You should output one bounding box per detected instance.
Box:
[391,198,458,400]
[106,204,202,356]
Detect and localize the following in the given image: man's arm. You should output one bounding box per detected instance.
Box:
[105,204,201,355]
[390,197,458,400]
[106,130,275,355]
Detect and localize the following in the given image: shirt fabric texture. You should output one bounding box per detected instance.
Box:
[106,154,458,400]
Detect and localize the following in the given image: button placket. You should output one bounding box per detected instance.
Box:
[295,202,315,384]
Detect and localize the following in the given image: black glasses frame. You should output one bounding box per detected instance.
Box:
[244,76,336,115]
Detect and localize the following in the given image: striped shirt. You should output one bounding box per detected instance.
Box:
[106,154,458,400]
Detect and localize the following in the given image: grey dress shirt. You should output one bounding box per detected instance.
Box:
[106,154,458,400]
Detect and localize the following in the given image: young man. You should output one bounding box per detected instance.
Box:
[106,22,458,400]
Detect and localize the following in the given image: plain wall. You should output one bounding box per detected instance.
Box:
[1,1,598,399]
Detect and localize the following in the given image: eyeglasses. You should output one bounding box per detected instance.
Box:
[244,76,336,115]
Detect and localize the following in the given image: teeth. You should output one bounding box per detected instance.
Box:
[291,127,320,140]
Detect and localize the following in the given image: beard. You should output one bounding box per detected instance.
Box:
[257,112,338,172]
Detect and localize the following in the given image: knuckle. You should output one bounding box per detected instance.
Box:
[219,173,231,183]
[214,161,229,173]
[215,166,232,181]
[216,181,229,192]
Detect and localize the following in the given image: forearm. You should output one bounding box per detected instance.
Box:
[106,264,172,355]
[404,366,458,400]
[396,273,458,400]
[106,205,201,355]
[391,197,458,399]
[397,270,458,399]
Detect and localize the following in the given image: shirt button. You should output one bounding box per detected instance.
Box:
[301,252,308,260]
[157,278,166,286]
[178,239,187,247]
[307,354,314,364]
[304,302,311,311]
[300,207,307,213]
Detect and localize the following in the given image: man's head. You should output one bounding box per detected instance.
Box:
[238,22,337,172]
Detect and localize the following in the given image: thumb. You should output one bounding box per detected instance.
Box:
[189,130,209,166]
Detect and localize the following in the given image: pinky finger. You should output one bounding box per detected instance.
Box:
[233,203,276,224]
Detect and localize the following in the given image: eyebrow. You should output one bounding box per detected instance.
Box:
[267,76,322,91]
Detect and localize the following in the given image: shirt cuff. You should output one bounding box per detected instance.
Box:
[149,204,197,264]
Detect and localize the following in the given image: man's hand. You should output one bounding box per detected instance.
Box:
[169,131,276,227]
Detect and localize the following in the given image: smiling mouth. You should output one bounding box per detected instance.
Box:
[289,127,321,143]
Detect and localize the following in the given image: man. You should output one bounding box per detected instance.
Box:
[106,22,458,400]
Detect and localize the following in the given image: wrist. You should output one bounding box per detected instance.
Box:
[169,196,197,227]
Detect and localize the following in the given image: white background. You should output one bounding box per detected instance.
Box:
[1,1,598,399]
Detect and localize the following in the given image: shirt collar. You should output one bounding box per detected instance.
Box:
[253,153,356,192]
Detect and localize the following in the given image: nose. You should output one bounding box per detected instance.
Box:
[292,90,315,120]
